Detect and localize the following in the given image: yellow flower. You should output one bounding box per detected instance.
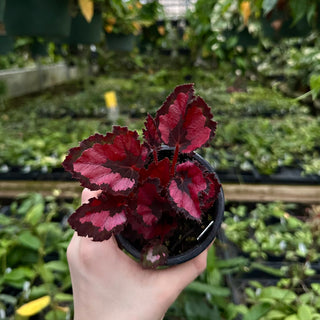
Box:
[240,1,251,26]
[132,21,141,34]
[183,30,189,41]
[104,25,114,33]
[157,26,165,36]
[107,17,116,25]
[16,296,51,317]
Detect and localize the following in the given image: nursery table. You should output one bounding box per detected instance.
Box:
[1,181,320,203]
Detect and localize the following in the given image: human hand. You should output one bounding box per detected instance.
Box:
[67,188,209,320]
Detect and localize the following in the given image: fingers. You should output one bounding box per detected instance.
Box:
[81,188,102,204]
[78,188,211,281]
[159,248,208,293]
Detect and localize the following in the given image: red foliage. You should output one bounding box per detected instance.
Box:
[62,83,221,268]
[154,84,217,153]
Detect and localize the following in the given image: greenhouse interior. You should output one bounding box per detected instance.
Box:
[0,0,320,319]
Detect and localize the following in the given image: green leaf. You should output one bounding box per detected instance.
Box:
[45,309,68,320]
[7,247,38,266]
[18,231,41,250]
[284,315,299,320]
[310,74,320,100]
[0,247,7,258]
[306,3,317,24]
[0,294,17,305]
[262,0,278,15]
[3,267,35,288]
[29,285,49,300]
[0,214,13,226]
[187,281,230,297]
[17,193,43,215]
[289,1,308,25]
[184,293,220,320]
[45,261,68,273]
[266,310,287,319]
[4,267,34,281]
[243,303,271,320]
[54,293,74,302]
[311,283,320,295]
[299,292,314,304]
[39,265,54,283]
[298,305,312,320]
[260,287,297,303]
[250,262,285,277]
[25,202,45,226]
[216,256,249,269]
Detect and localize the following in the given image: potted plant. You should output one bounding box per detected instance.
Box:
[67,0,103,45]
[62,83,225,268]
[0,0,14,55]
[0,28,14,55]
[0,0,5,22]
[260,0,311,40]
[103,0,158,51]
[247,0,318,40]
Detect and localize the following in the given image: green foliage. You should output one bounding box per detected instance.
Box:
[1,68,319,176]
[259,0,319,27]
[185,0,218,58]
[240,283,320,320]
[166,245,244,319]
[224,202,320,262]
[0,193,76,319]
[206,114,320,175]
[103,0,163,35]
[309,74,320,100]
[167,201,320,319]
[1,197,319,319]
[262,0,278,15]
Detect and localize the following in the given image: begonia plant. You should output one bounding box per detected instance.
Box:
[62,83,222,268]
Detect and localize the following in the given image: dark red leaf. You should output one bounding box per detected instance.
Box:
[62,133,114,186]
[136,180,169,226]
[143,114,161,149]
[68,194,128,241]
[139,157,171,187]
[128,207,177,241]
[155,84,217,153]
[200,172,221,211]
[168,161,208,220]
[63,126,147,195]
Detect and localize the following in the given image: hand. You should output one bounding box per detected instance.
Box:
[67,188,209,320]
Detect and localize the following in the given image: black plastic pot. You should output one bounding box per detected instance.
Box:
[0,0,5,22]
[261,9,311,41]
[3,0,71,38]
[105,33,137,52]
[30,39,48,59]
[223,28,258,48]
[0,35,14,55]
[116,149,225,266]
[67,11,103,45]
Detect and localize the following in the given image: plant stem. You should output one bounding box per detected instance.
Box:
[170,145,179,177]
[153,148,158,165]
[295,90,312,101]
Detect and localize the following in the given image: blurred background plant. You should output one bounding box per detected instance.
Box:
[0,193,76,319]
[103,0,163,35]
